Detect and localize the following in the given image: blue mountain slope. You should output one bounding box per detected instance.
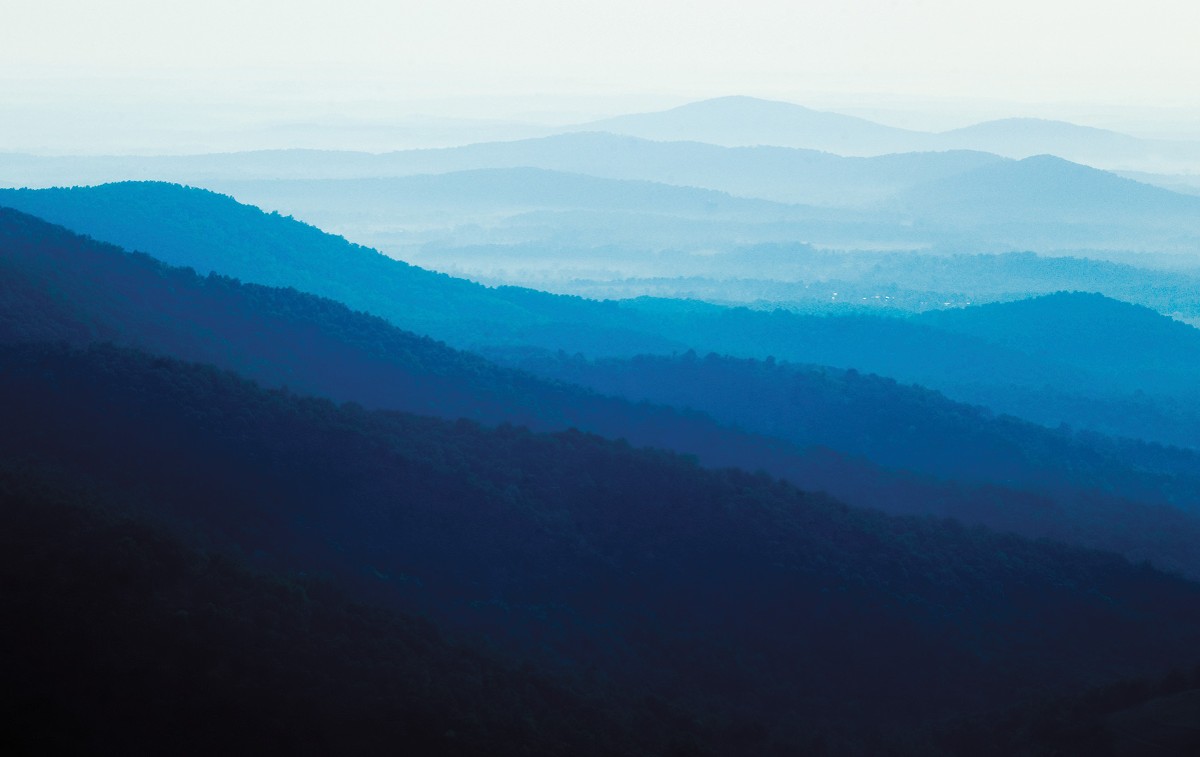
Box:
[563,97,1200,171]
[371,133,1005,206]
[920,291,1200,365]
[939,118,1147,157]
[9,341,1200,750]
[213,167,806,217]
[0,134,1003,208]
[366,133,1004,206]
[890,154,1200,225]
[569,95,931,153]
[7,205,1200,578]
[0,182,680,355]
[916,292,1200,400]
[6,179,1198,444]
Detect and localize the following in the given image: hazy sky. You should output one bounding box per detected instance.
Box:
[3,0,1199,150]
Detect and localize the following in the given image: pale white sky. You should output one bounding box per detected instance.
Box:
[3,0,1199,150]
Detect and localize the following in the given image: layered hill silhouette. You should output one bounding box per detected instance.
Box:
[888,155,1200,227]
[780,250,1200,319]
[0,203,683,428]
[910,292,1200,444]
[204,168,832,244]
[5,181,1200,446]
[360,133,1002,206]
[0,182,681,355]
[4,97,1199,196]
[443,244,1200,333]
[568,95,929,154]
[6,122,1200,258]
[936,117,1200,172]
[7,99,1200,754]
[200,154,1200,257]
[567,96,1200,171]
[209,155,1200,255]
[917,292,1200,392]
[5,341,1200,753]
[0,183,938,359]
[213,167,800,216]
[6,205,1200,579]
[939,118,1145,160]
[200,168,890,256]
[485,347,1200,489]
[1,458,687,757]
[0,134,1002,207]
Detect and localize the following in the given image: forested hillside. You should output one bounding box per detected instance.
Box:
[6,206,1200,579]
[7,181,1199,448]
[4,342,1200,754]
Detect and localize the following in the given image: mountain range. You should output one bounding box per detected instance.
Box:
[7,198,1200,582]
[6,339,1200,754]
[5,95,1200,268]
[568,96,1200,172]
[6,119,1200,753]
[6,181,1200,450]
[529,249,1200,326]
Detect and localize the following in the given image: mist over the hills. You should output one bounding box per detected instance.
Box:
[6,82,1200,756]
[7,98,1200,288]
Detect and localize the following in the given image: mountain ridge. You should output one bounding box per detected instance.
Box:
[6,181,1200,444]
[6,205,1200,580]
[6,339,1200,752]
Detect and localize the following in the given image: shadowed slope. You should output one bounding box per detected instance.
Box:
[5,342,1200,751]
[5,205,1200,579]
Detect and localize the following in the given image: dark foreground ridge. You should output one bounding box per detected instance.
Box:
[3,342,1200,754]
[5,204,1200,580]
[0,466,697,757]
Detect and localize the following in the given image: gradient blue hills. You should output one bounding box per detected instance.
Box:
[891,154,1200,224]
[0,181,679,355]
[941,117,1144,149]
[6,339,1200,753]
[215,167,805,216]
[919,291,1200,368]
[7,206,1200,578]
[569,95,928,153]
[916,291,1200,404]
[362,133,1002,206]
[5,180,1199,440]
[0,181,1068,381]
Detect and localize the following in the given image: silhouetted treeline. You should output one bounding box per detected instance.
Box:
[11,180,1200,451]
[3,342,1200,754]
[490,346,1200,497]
[0,464,709,757]
[0,182,677,355]
[486,347,1200,575]
[7,206,1200,580]
[922,664,1200,755]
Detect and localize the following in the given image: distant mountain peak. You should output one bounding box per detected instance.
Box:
[667,95,823,113]
[566,96,926,153]
[943,117,1133,138]
[889,151,1200,220]
[918,290,1200,365]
